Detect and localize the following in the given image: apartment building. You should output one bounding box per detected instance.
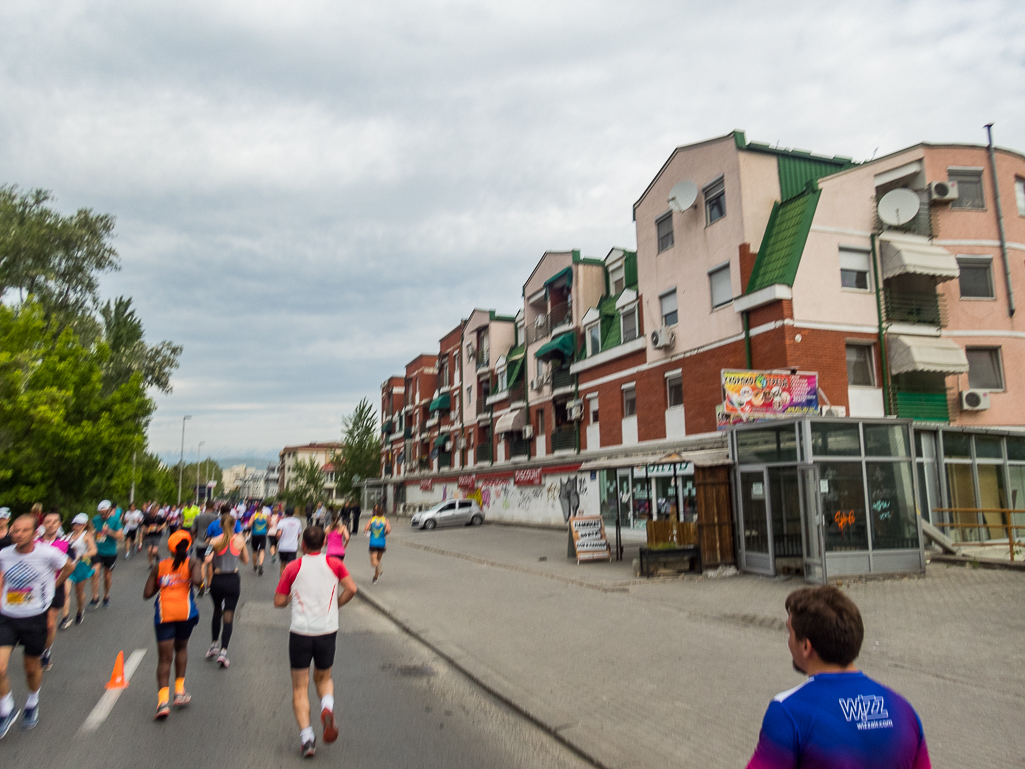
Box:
[277,442,344,500]
[400,354,438,474]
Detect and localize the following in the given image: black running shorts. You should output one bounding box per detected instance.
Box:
[95,554,117,571]
[250,535,267,551]
[289,631,337,671]
[279,550,297,565]
[49,582,66,611]
[0,612,48,657]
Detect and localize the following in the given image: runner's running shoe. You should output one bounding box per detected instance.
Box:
[155,702,170,720]
[301,737,316,758]
[321,708,338,743]
[205,643,220,659]
[59,615,74,631]
[0,708,20,739]
[21,706,38,730]
[217,650,230,669]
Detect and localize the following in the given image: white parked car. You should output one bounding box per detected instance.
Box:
[410,499,485,530]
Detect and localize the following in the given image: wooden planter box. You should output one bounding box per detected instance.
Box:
[639,545,702,577]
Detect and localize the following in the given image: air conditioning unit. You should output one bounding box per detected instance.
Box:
[960,390,991,411]
[567,400,584,421]
[929,180,959,203]
[532,376,545,391]
[819,405,847,417]
[650,327,676,349]
[522,425,534,438]
[466,344,476,361]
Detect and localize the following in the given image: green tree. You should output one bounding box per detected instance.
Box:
[332,398,381,503]
[286,457,326,513]
[0,301,153,514]
[99,296,182,395]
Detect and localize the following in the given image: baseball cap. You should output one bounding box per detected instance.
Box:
[72,513,90,526]
[168,530,192,552]
[97,499,112,512]
[0,507,11,520]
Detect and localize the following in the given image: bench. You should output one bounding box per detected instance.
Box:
[638,545,702,577]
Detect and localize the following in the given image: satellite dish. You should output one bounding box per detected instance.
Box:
[668,180,698,212]
[877,188,920,226]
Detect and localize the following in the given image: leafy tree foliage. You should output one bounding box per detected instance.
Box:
[286,457,326,513]
[100,296,182,395]
[332,398,381,502]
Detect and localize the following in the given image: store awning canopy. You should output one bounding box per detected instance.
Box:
[433,434,450,448]
[535,331,576,361]
[543,266,573,290]
[888,334,969,375]
[494,409,527,434]
[880,234,960,282]
[578,447,730,471]
[428,393,451,412]
[381,419,394,433]
[506,357,525,385]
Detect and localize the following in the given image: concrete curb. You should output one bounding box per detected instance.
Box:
[355,583,610,769]
[928,553,1025,571]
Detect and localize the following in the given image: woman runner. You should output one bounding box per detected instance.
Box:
[363,506,390,584]
[65,514,97,626]
[204,511,249,668]
[144,530,202,720]
[325,512,349,561]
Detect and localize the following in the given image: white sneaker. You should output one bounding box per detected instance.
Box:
[205,643,220,659]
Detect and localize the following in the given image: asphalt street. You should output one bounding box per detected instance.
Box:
[0,541,594,769]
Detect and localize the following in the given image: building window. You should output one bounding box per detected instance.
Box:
[660,289,678,327]
[466,386,472,404]
[536,408,545,435]
[839,248,872,291]
[496,367,508,392]
[610,264,625,294]
[1016,178,1025,216]
[949,169,985,209]
[846,344,875,387]
[666,375,683,408]
[586,322,601,356]
[516,321,525,346]
[957,256,995,299]
[704,177,726,225]
[439,356,449,387]
[656,213,674,252]
[966,347,1004,390]
[588,395,599,424]
[622,386,637,417]
[621,305,639,342]
[709,263,732,309]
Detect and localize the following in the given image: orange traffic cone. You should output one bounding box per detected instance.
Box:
[105,651,128,690]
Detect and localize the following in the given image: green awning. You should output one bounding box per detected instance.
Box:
[506,344,525,360]
[381,419,394,433]
[543,266,573,290]
[506,357,525,385]
[535,331,575,360]
[433,434,449,448]
[428,393,451,412]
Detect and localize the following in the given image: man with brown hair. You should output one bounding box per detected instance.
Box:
[746,585,930,769]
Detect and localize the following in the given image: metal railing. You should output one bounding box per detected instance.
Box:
[551,367,576,392]
[508,381,526,404]
[476,352,490,370]
[549,300,571,330]
[931,508,1025,561]
[510,438,531,458]
[552,426,576,452]
[476,443,493,463]
[893,391,949,421]
[884,288,946,327]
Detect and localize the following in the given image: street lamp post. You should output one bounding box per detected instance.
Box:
[177,415,192,505]
[196,441,205,505]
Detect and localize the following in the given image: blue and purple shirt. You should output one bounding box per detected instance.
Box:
[747,671,930,769]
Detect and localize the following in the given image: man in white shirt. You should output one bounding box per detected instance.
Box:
[275,507,304,575]
[274,525,356,758]
[0,514,74,736]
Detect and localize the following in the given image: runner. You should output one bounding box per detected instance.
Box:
[268,505,281,564]
[364,506,390,584]
[203,511,249,668]
[142,504,165,567]
[143,530,202,721]
[276,508,304,576]
[0,514,73,736]
[746,585,930,769]
[250,505,270,576]
[90,500,123,609]
[325,512,349,562]
[122,503,143,560]
[274,525,357,758]
[181,502,200,536]
[36,512,70,669]
[65,515,97,626]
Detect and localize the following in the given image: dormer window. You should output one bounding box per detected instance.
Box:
[610,265,625,294]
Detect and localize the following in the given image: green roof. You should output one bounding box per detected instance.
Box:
[746,186,821,294]
[544,266,573,289]
[598,293,621,352]
[734,130,856,202]
[506,356,524,385]
[535,331,576,360]
[506,344,525,360]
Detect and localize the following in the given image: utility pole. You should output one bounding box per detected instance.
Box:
[177,415,192,505]
[196,441,205,505]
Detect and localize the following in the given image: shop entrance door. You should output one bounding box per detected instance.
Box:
[739,469,773,575]
[798,465,827,584]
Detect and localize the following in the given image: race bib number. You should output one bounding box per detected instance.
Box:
[5,587,34,606]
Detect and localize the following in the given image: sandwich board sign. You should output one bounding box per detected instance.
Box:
[569,516,611,563]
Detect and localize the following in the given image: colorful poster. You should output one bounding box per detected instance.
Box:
[721,370,818,420]
[419,479,434,491]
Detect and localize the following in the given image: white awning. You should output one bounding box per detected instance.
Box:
[879,234,959,282]
[888,335,969,375]
[578,447,730,471]
[494,408,526,434]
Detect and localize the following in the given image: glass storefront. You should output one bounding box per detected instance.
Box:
[597,463,697,531]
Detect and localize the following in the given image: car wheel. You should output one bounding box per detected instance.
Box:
[424,519,437,530]
[470,514,483,526]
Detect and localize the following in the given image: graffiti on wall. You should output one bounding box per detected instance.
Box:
[410,472,594,524]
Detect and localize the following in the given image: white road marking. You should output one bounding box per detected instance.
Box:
[78,649,147,734]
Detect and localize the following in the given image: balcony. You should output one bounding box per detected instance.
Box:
[476,443,493,463]
[551,367,576,395]
[403,425,414,439]
[884,288,945,327]
[438,451,452,469]
[894,391,949,422]
[508,381,526,405]
[549,300,572,332]
[476,352,490,371]
[510,437,531,458]
[552,426,577,452]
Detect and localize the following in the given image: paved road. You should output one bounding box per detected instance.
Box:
[0,545,593,769]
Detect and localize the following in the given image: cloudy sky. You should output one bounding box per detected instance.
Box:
[2,0,1023,462]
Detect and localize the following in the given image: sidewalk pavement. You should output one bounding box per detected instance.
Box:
[352,522,1024,769]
